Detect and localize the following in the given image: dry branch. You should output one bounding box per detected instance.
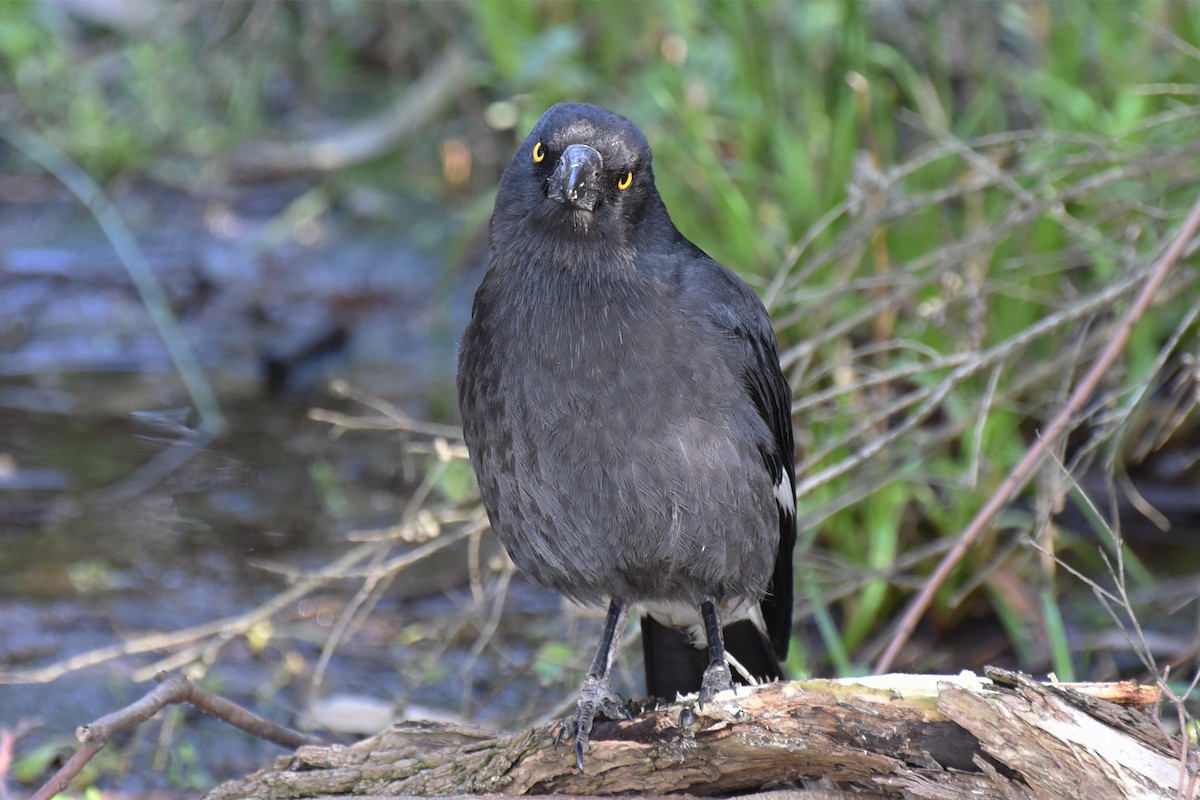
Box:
[202,668,1178,799]
[31,674,320,800]
[226,47,474,179]
[875,188,1200,674]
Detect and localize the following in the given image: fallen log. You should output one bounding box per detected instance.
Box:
[203,667,1180,799]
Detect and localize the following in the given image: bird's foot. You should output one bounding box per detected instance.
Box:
[553,674,630,773]
[698,661,734,710]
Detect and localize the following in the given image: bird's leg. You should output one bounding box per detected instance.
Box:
[554,598,631,773]
[698,598,734,709]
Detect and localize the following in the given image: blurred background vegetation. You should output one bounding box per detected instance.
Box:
[3,0,1200,793]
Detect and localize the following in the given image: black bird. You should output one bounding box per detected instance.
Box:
[457,103,796,770]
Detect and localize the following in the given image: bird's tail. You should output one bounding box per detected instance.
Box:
[641,615,784,701]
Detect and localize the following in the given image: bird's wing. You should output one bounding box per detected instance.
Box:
[688,256,796,659]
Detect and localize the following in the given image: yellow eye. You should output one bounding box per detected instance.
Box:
[618,171,633,190]
[533,142,545,163]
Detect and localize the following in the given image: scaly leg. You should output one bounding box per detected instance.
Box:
[554,599,631,772]
[698,598,734,709]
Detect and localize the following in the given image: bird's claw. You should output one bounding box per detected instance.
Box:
[552,716,590,774]
[555,674,629,773]
[551,718,575,748]
[573,738,587,773]
[697,662,734,711]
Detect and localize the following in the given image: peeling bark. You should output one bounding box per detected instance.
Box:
[204,668,1181,799]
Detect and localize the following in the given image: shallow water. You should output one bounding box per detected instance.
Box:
[0,182,575,792]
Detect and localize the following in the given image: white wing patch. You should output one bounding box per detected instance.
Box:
[775,467,794,514]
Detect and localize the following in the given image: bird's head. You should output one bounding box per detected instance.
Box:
[494,103,660,245]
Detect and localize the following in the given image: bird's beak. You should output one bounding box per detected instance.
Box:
[548,143,603,212]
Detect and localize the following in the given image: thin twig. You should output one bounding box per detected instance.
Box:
[308,546,393,701]
[967,363,1003,490]
[793,261,1151,499]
